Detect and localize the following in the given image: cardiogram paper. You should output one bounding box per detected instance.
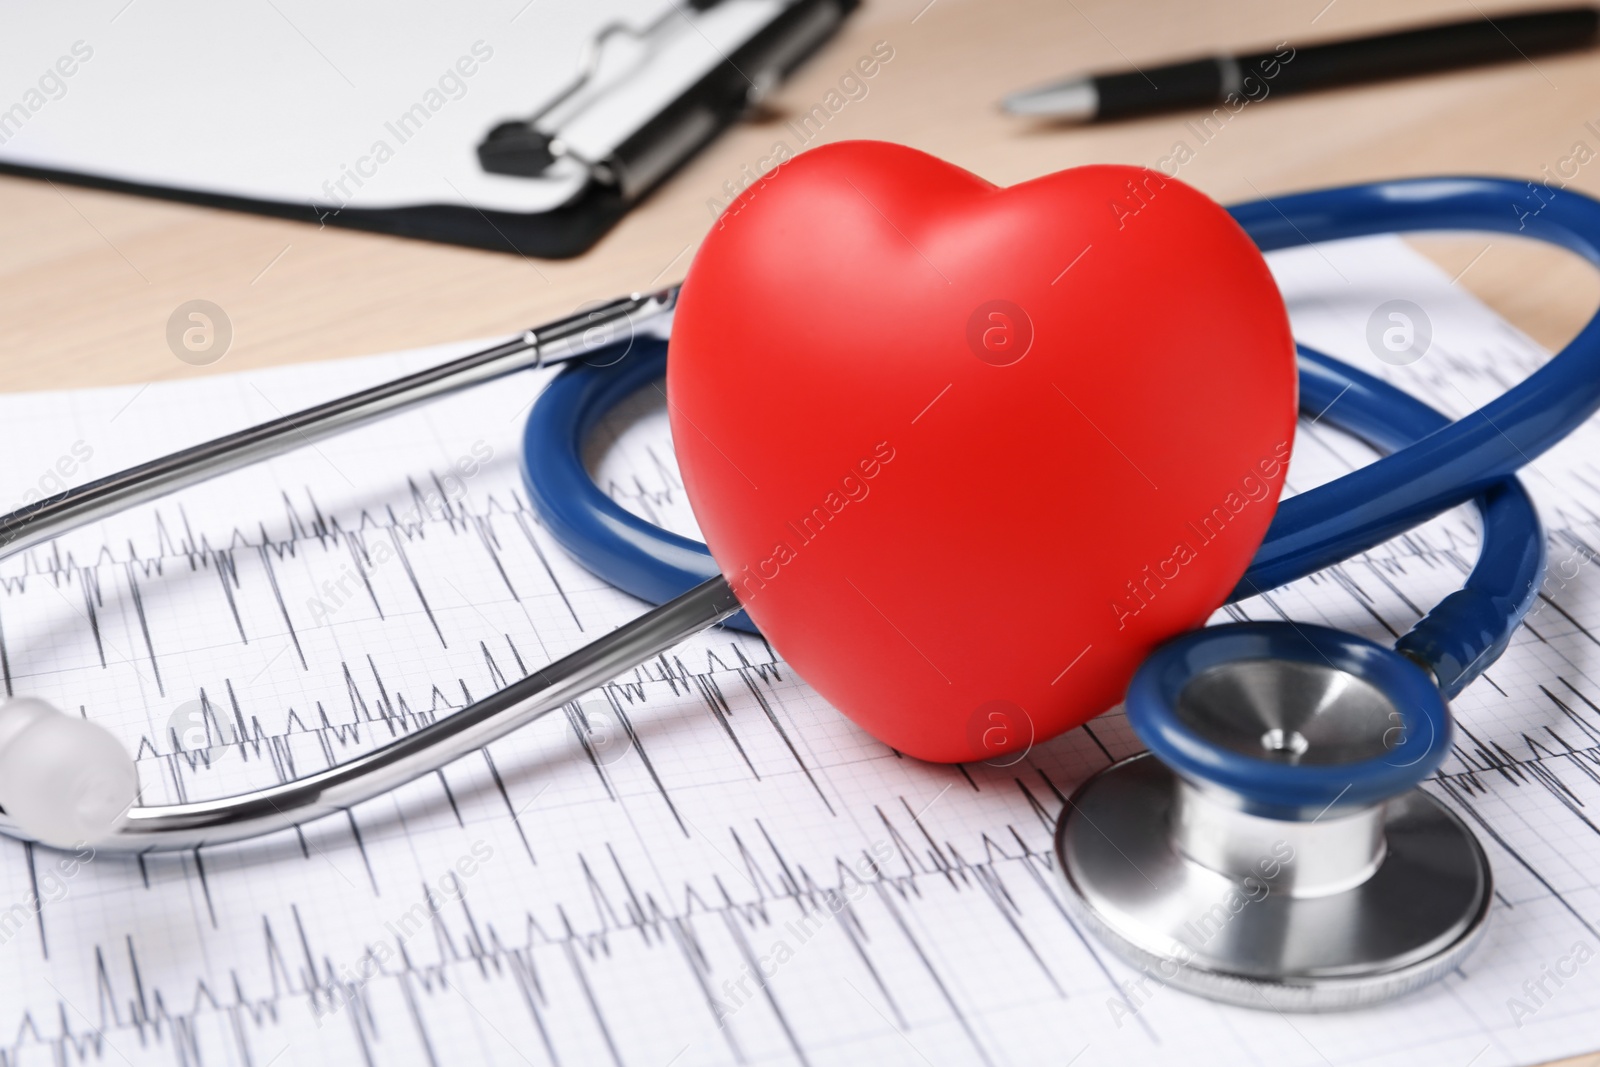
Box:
[0,235,1598,1066]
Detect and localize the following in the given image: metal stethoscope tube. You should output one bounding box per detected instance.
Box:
[0,286,714,850]
[0,289,676,561]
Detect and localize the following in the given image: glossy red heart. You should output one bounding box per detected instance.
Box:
[668,141,1296,762]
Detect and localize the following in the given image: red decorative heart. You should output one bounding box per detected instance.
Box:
[668,141,1296,762]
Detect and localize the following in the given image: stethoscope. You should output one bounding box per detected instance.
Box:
[0,175,1595,1013]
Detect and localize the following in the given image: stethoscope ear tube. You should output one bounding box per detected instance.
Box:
[529,332,1547,700]
[1391,478,1543,699]
[1246,344,1545,699]
[1231,177,1600,591]
[521,338,759,633]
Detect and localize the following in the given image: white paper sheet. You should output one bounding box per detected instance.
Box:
[0,0,783,215]
[0,235,1596,1066]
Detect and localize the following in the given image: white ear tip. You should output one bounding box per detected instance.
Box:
[0,697,137,848]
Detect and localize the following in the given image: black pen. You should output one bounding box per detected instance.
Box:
[1002,6,1600,123]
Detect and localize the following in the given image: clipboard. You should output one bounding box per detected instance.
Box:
[0,0,856,259]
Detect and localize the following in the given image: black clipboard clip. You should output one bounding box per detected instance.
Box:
[478,0,856,201]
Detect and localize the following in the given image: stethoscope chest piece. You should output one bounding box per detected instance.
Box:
[1055,622,1492,1010]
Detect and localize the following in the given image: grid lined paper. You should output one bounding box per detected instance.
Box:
[0,236,1594,1066]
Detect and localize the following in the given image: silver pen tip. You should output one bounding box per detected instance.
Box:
[1001,79,1098,122]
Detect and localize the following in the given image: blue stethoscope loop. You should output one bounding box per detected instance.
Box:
[524,175,1585,708]
[1126,621,1452,816]
[1231,177,1596,594]
[521,338,760,634]
[1290,342,1545,701]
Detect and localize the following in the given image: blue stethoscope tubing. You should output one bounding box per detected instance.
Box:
[525,176,1592,700]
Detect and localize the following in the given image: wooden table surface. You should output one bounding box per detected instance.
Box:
[2,1,1597,1061]
[5,0,1598,395]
